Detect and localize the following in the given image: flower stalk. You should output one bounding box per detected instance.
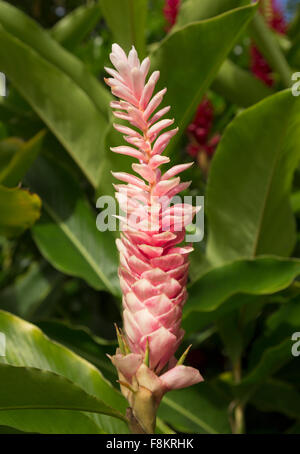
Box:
[105,43,203,434]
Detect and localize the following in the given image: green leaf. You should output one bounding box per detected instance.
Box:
[216,312,244,365]
[288,7,300,41]
[100,0,147,57]
[158,383,231,434]
[0,185,41,237]
[38,319,117,383]
[287,17,300,68]
[178,0,292,88]
[51,2,102,50]
[240,340,292,391]
[151,4,258,153]
[0,137,23,169]
[230,298,300,403]
[247,296,300,370]
[0,364,123,421]
[176,0,250,27]
[0,262,61,319]
[36,319,174,435]
[0,130,45,187]
[183,257,300,333]
[0,411,104,434]
[0,1,111,186]
[212,59,273,108]
[0,425,29,434]
[207,90,300,266]
[291,190,300,214]
[97,119,133,198]
[25,155,120,295]
[0,1,111,117]
[0,310,128,434]
[174,0,272,108]
[250,13,292,88]
[251,379,300,420]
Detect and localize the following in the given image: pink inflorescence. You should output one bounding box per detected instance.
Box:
[163,0,181,30]
[104,44,203,413]
[186,97,221,175]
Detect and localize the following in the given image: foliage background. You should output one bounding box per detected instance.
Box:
[0,0,300,434]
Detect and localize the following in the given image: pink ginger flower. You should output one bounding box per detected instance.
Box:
[104,44,203,433]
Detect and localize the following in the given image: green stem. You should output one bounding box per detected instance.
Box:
[126,408,147,434]
[250,12,292,88]
[232,360,245,435]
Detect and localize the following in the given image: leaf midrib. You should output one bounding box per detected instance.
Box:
[152,5,257,153]
[0,404,123,420]
[251,118,289,257]
[0,24,104,187]
[163,396,218,434]
[44,201,116,295]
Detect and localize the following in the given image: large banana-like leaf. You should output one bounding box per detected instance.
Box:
[175,0,249,27]
[26,155,120,296]
[51,1,102,50]
[150,4,258,153]
[207,90,300,265]
[100,0,147,57]
[251,379,300,420]
[212,59,273,107]
[0,364,123,420]
[99,4,258,192]
[0,1,111,187]
[158,384,231,434]
[0,310,128,434]
[184,256,300,333]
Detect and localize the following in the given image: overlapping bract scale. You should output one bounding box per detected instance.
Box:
[105,44,203,411]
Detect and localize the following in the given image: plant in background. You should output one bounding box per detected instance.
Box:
[163,0,181,31]
[250,0,287,85]
[104,43,203,433]
[163,0,221,175]
[186,97,221,176]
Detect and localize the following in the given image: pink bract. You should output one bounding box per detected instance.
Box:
[105,43,203,432]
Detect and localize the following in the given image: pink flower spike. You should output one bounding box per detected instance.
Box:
[105,44,203,434]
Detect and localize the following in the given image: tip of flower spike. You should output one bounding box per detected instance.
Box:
[111,43,127,60]
[177,344,192,366]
